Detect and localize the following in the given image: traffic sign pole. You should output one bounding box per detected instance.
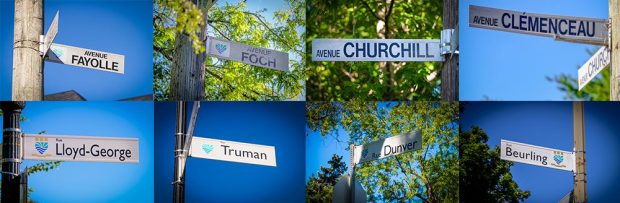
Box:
[573,102,587,202]
[1,102,26,202]
[349,144,356,203]
[173,102,187,203]
[20,167,29,203]
[179,102,200,177]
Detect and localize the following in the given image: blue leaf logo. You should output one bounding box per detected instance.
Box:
[554,154,564,164]
[361,148,368,158]
[52,48,64,58]
[215,43,227,54]
[202,144,213,154]
[35,142,48,154]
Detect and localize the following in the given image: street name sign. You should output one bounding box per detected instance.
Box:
[23,134,139,163]
[46,43,125,74]
[42,11,59,57]
[353,131,422,164]
[189,136,277,167]
[332,175,367,203]
[578,46,610,90]
[500,139,574,171]
[312,39,442,62]
[206,37,289,72]
[469,5,608,44]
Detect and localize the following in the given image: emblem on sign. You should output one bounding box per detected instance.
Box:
[202,144,214,154]
[552,151,566,168]
[52,47,65,59]
[216,44,227,54]
[212,40,231,57]
[34,137,49,155]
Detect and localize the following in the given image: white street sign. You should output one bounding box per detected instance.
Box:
[189,136,277,167]
[42,11,59,57]
[469,5,608,44]
[23,134,139,163]
[332,175,367,203]
[46,43,125,74]
[578,46,610,90]
[353,131,422,164]
[207,37,289,72]
[500,139,574,171]
[312,39,442,62]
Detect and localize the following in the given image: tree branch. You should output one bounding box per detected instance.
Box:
[242,11,303,55]
[362,0,382,21]
[204,66,258,101]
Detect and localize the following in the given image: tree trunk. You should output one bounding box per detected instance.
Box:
[441,0,458,102]
[169,2,208,101]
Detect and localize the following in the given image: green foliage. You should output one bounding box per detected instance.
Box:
[306,0,443,101]
[156,0,207,53]
[154,0,305,100]
[548,48,610,101]
[306,101,459,202]
[306,154,348,202]
[459,126,530,202]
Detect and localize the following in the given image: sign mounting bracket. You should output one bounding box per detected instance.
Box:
[440,28,458,55]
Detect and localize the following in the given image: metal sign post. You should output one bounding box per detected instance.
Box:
[173,102,187,203]
[1,102,26,202]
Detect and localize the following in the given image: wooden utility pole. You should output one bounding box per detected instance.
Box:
[173,102,187,203]
[170,0,215,101]
[610,0,620,100]
[573,101,587,202]
[1,102,26,202]
[12,0,44,100]
[441,0,458,102]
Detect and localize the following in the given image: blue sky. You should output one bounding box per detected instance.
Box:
[0,0,153,100]
[460,0,608,100]
[460,102,620,202]
[154,102,305,202]
[0,101,154,203]
[306,127,352,182]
